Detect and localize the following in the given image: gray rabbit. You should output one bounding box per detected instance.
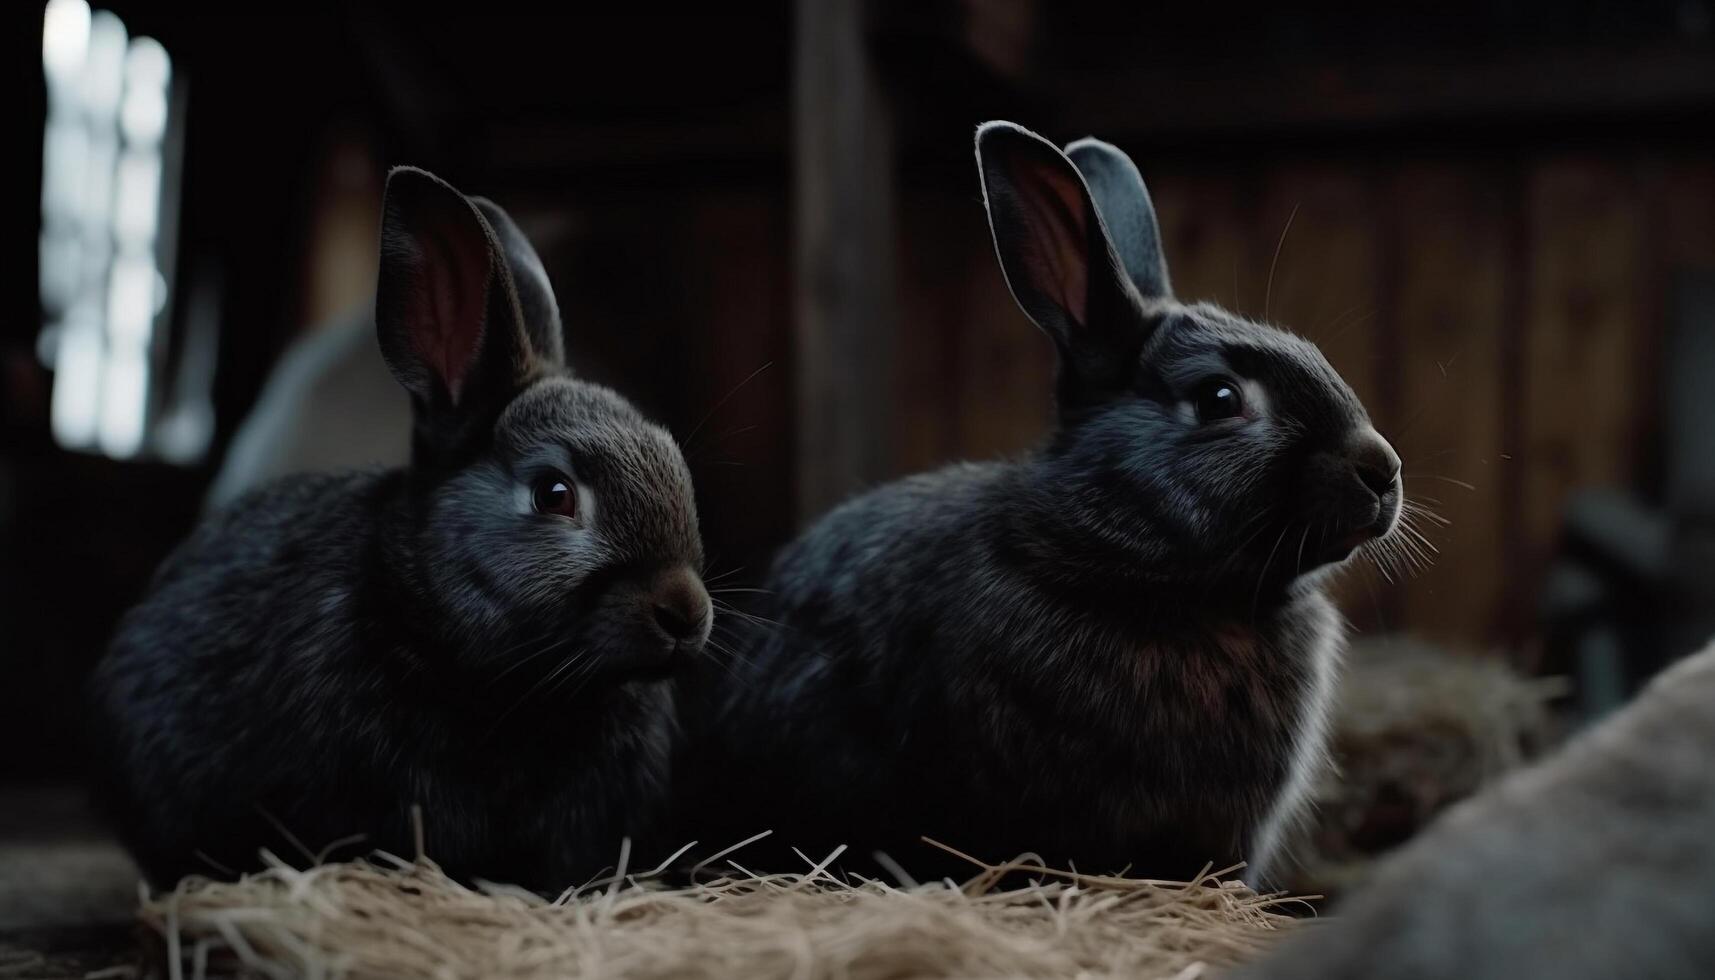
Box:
[684,122,1402,885]
[88,168,712,890]
[1238,638,1715,979]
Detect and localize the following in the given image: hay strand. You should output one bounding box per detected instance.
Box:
[137,841,1311,979]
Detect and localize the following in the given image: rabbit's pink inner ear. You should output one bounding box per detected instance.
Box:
[377,169,499,408]
[1009,164,1093,327]
[407,222,492,406]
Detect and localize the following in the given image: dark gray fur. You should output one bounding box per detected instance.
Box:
[1064,136,1171,301]
[682,123,1401,885]
[88,168,710,890]
[1239,640,1715,979]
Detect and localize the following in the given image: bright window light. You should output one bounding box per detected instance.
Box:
[40,0,188,461]
[41,0,91,83]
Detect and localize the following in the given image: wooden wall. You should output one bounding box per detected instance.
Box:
[886,148,1715,651]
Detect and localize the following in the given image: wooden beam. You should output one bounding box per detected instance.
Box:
[793,0,899,519]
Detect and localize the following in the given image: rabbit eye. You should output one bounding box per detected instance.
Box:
[532,475,579,518]
[1194,378,1245,422]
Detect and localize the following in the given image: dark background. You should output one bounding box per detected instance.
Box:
[5,1,1714,788]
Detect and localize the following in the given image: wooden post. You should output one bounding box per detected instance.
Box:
[792,0,897,521]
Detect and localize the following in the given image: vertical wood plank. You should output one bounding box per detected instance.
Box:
[1388,166,1511,645]
[1521,160,1644,567]
[682,194,795,578]
[894,193,970,474]
[793,0,898,519]
[1654,157,1715,268]
[896,188,1057,471]
[1150,169,1258,313]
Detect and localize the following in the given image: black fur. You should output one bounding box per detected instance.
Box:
[88,168,711,890]
[681,123,1401,885]
[1064,136,1171,301]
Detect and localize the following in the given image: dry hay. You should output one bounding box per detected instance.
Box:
[133,836,1312,980]
[1289,633,1569,894]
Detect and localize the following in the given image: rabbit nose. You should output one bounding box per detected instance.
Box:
[650,568,711,646]
[1348,428,1401,500]
[653,603,700,641]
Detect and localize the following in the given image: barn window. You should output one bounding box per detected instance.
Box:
[40,0,197,461]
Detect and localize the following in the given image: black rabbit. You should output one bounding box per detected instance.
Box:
[88,168,712,891]
[684,122,1402,886]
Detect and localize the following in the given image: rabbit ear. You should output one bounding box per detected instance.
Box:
[376,167,547,463]
[470,197,566,369]
[1063,137,1171,301]
[976,122,1153,399]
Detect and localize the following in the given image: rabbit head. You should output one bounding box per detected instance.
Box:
[375,168,710,684]
[976,123,1401,594]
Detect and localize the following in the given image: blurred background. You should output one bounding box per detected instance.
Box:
[3,0,1714,945]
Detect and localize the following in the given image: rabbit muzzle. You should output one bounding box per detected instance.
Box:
[1303,427,1402,562]
[647,565,713,661]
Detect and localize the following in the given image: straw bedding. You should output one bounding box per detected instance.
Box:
[134,837,1311,980]
[124,635,1564,978]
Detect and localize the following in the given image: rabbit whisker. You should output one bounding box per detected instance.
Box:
[485,647,589,737]
[546,655,605,703]
[1360,538,1396,585]
[702,637,759,680]
[1406,474,1477,492]
[704,632,758,668]
[712,604,788,632]
[1264,201,1300,325]
[1402,500,1451,527]
[683,361,774,451]
[483,631,570,688]
[1399,515,1439,555]
[1252,524,1293,622]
